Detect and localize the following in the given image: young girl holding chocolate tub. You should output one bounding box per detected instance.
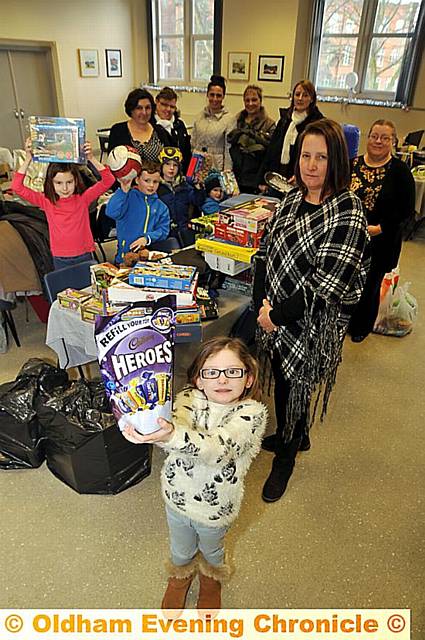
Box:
[11,137,114,270]
[122,336,267,613]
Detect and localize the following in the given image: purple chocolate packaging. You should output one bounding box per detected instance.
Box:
[95,296,175,436]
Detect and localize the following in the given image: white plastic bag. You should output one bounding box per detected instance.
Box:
[0,321,8,354]
[373,279,418,337]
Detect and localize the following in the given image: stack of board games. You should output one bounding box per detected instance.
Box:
[114,262,202,342]
[195,196,278,275]
[29,116,86,164]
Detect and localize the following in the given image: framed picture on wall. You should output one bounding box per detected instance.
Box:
[78,49,99,77]
[257,55,284,82]
[227,52,251,82]
[106,49,122,78]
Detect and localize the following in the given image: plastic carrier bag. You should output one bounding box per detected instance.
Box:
[373,270,418,337]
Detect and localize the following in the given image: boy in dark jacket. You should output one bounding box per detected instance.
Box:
[157,147,203,247]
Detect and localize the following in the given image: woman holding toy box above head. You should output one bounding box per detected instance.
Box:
[191,75,235,171]
[253,119,369,504]
[257,79,323,190]
[108,88,170,163]
[228,84,276,194]
[348,119,415,344]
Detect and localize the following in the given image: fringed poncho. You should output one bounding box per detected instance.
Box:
[254,188,369,440]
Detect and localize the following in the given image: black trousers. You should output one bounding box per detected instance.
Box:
[349,260,386,337]
[272,354,307,459]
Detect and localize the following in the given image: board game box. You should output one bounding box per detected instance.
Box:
[29,116,86,163]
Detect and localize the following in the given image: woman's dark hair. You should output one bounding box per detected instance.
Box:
[289,79,317,115]
[156,86,178,102]
[294,119,350,201]
[44,163,86,203]
[187,336,260,400]
[125,88,156,119]
[207,74,226,96]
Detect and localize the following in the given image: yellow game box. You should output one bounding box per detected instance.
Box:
[57,288,92,311]
[195,237,257,263]
[80,298,119,323]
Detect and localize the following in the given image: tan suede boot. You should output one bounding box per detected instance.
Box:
[197,555,231,615]
[162,556,198,618]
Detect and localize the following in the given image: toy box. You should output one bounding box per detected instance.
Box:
[128,262,197,291]
[80,298,119,324]
[57,288,92,311]
[195,237,257,263]
[28,116,86,164]
[90,263,131,302]
[219,207,272,234]
[213,222,263,248]
[204,252,251,276]
[188,213,219,237]
[175,322,202,343]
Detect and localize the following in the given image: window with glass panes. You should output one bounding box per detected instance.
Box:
[309,0,424,103]
[151,0,215,83]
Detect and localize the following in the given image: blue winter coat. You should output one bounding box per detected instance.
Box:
[157,178,204,231]
[106,188,170,263]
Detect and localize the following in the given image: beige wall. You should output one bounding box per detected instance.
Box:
[2,0,423,152]
[0,0,140,144]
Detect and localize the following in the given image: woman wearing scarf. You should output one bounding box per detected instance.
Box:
[228,84,276,194]
[257,80,323,189]
[253,119,370,503]
[154,87,192,174]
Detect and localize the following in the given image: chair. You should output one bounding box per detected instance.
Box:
[403,130,424,149]
[96,128,110,163]
[93,203,116,262]
[44,260,97,304]
[44,260,97,378]
[0,300,20,348]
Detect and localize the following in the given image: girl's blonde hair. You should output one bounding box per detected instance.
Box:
[187,336,260,400]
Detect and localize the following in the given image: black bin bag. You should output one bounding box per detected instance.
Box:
[38,378,151,494]
[0,358,65,470]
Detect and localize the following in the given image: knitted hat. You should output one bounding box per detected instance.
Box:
[204,173,222,195]
[159,146,183,165]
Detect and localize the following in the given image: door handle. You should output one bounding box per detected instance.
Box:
[14,109,19,119]
[20,109,25,119]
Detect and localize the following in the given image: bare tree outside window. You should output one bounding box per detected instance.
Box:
[151,0,214,83]
[310,0,423,103]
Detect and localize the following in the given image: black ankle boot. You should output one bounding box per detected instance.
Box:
[299,434,311,451]
[262,437,301,502]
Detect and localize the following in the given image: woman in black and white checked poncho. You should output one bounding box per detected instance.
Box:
[253,119,370,503]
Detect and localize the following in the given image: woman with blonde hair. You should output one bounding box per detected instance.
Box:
[228,84,276,194]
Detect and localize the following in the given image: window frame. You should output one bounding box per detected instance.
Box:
[148,0,223,86]
[309,0,425,105]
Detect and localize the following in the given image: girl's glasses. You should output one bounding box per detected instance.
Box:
[200,368,247,379]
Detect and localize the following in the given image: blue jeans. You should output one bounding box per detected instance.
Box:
[53,252,94,271]
[165,505,228,567]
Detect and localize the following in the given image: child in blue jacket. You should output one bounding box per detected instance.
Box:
[106,160,170,264]
[157,147,204,247]
[201,173,225,215]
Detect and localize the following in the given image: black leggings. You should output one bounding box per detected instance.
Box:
[349,260,386,337]
[272,354,307,447]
